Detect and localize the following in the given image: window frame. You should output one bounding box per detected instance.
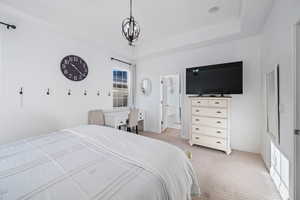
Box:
[112,67,131,109]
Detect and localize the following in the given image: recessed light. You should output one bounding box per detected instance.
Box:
[208,6,220,14]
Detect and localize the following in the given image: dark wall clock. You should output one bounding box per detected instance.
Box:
[60,55,88,81]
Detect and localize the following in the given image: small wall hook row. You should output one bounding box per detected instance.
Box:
[84,90,87,96]
[46,88,50,96]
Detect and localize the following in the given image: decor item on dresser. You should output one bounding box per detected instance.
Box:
[61,55,88,81]
[189,97,231,155]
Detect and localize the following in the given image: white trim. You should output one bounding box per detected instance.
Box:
[292,19,300,200]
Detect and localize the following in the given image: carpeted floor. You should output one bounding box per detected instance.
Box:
[141,128,281,200]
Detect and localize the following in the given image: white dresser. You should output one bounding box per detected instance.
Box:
[189,97,231,155]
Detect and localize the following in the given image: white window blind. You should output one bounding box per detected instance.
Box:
[113,69,129,108]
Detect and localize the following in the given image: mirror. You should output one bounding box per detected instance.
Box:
[141,78,152,96]
[266,65,280,144]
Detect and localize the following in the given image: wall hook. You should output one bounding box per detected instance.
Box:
[19,87,23,95]
[97,90,100,96]
[84,90,87,96]
[108,91,111,96]
[68,89,71,96]
[46,88,50,96]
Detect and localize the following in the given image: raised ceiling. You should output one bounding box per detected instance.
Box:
[0,0,273,58]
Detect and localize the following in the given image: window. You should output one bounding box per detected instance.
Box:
[270,141,289,200]
[113,69,129,108]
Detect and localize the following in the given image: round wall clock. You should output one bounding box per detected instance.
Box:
[60,55,88,81]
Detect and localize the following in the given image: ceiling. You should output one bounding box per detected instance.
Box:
[0,0,273,59]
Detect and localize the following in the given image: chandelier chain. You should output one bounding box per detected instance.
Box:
[130,0,132,17]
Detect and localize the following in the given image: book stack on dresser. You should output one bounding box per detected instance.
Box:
[189,97,231,155]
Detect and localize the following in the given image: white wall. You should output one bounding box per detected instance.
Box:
[136,35,263,153]
[260,0,300,199]
[0,6,126,144]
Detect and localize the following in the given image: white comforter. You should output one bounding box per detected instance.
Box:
[0,125,200,200]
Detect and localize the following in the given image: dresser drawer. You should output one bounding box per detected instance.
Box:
[192,135,227,151]
[192,126,227,138]
[192,107,227,118]
[191,99,209,107]
[192,116,227,128]
[208,99,227,108]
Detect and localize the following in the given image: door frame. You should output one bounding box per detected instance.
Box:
[292,19,300,200]
[159,76,167,133]
[159,73,182,133]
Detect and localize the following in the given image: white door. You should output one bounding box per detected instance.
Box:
[296,23,300,200]
[160,75,182,132]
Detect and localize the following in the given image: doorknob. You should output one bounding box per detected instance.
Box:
[295,129,300,136]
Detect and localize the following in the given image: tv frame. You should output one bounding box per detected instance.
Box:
[185,61,243,96]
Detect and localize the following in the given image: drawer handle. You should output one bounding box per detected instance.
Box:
[216,141,221,144]
[195,137,199,139]
[216,131,221,134]
[197,101,201,104]
[196,110,200,112]
[216,111,222,114]
[195,119,200,121]
[195,128,199,130]
[216,121,221,124]
[215,102,220,104]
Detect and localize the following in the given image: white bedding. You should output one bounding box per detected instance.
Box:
[0,125,200,200]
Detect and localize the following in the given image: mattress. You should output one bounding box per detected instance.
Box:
[0,125,200,200]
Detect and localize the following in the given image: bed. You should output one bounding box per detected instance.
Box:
[0,125,200,200]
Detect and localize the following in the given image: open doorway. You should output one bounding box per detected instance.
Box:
[295,21,300,200]
[160,74,182,133]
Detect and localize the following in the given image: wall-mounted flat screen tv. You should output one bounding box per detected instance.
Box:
[186,61,243,95]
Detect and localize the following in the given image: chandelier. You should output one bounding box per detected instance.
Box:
[122,0,140,46]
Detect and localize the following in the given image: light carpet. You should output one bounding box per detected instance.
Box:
[141,129,281,200]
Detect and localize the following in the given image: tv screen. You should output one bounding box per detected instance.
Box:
[186,61,243,95]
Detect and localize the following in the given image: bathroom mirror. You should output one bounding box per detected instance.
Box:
[141,78,152,96]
